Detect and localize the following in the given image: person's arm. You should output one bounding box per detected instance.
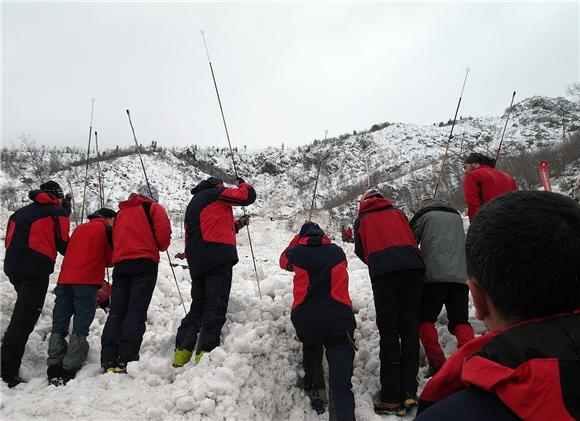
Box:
[279,234,300,271]
[151,203,172,251]
[353,218,366,263]
[219,179,256,207]
[234,214,250,234]
[55,215,70,255]
[412,214,425,244]
[463,173,481,220]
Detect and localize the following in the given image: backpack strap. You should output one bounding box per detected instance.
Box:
[105,224,114,249]
[142,202,156,237]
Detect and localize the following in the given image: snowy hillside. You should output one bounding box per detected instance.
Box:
[0,94,577,420]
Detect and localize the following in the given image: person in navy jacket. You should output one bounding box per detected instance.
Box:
[100,185,171,373]
[280,222,356,420]
[463,152,517,220]
[47,207,116,384]
[416,191,580,421]
[173,176,256,367]
[2,180,70,387]
[354,188,425,416]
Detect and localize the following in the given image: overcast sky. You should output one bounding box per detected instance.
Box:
[2,1,578,150]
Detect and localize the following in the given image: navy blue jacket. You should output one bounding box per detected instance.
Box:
[185,180,256,277]
[280,225,356,343]
[4,190,69,278]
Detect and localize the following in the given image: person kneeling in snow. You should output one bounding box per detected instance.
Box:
[47,208,116,385]
[280,222,357,421]
[173,176,256,367]
[416,191,580,420]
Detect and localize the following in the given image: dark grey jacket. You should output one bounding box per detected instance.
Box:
[410,199,467,284]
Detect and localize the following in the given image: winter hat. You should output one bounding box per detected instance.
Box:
[88,207,117,220]
[463,152,496,168]
[39,180,64,199]
[299,222,325,237]
[362,188,383,201]
[138,184,159,202]
[191,177,224,195]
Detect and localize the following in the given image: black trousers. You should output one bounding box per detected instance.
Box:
[175,264,232,353]
[1,275,49,378]
[101,260,158,367]
[300,334,356,421]
[371,269,423,403]
[420,282,470,334]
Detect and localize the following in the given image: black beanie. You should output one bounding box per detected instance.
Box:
[88,207,117,220]
[39,180,64,199]
[463,152,496,168]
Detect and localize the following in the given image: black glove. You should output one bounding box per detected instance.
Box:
[61,193,72,216]
[237,214,250,227]
[236,177,245,185]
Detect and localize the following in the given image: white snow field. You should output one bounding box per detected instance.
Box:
[0,210,482,421]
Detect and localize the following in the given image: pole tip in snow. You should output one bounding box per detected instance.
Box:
[126,109,130,115]
[512,91,516,96]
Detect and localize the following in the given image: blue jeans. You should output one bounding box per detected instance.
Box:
[52,284,99,337]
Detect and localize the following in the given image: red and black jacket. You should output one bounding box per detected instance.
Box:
[464,165,517,220]
[354,197,424,279]
[185,182,256,277]
[4,190,69,278]
[58,217,113,286]
[418,310,580,420]
[279,226,356,343]
[111,194,171,265]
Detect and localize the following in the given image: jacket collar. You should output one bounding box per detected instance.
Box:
[28,190,61,206]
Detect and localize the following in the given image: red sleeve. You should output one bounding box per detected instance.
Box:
[151,203,172,251]
[56,216,70,255]
[219,183,256,206]
[5,219,15,249]
[234,220,242,234]
[279,235,300,271]
[464,173,481,220]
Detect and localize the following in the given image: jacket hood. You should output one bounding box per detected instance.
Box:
[299,222,326,237]
[119,193,153,209]
[28,190,61,206]
[191,177,223,195]
[422,199,456,211]
[359,197,393,213]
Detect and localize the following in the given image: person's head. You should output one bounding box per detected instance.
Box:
[466,191,580,330]
[190,177,223,195]
[88,207,117,225]
[361,188,383,201]
[40,180,64,200]
[299,222,325,237]
[463,152,496,173]
[137,184,159,202]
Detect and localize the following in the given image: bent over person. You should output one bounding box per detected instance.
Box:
[416,191,580,421]
[280,222,357,421]
[173,176,256,367]
[47,207,116,385]
[354,188,425,416]
[101,185,171,373]
[410,198,474,378]
[2,181,70,387]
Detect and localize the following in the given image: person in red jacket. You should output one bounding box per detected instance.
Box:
[46,207,116,385]
[463,152,517,220]
[100,185,171,373]
[354,188,425,416]
[173,176,255,367]
[280,222,357,420]
[416,191,580,421]
[2,180,70,388]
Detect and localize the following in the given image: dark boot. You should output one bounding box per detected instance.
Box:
[2,375,26,388]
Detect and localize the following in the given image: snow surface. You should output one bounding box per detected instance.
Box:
[0,207,484,421]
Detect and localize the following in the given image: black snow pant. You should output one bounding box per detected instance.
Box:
[299,333,356,421]
[175,264,232,354]
[371,269,423,404]
[100,259,157,368]
[420,282,470,334]
[1,275,49,379]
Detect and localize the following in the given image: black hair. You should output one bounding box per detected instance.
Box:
[466,190,580,321]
